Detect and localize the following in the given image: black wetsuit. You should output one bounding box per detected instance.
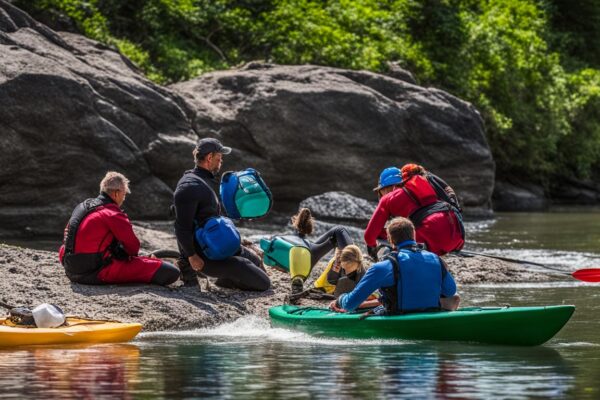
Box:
[304,226,353,266]
[173,167,270,291]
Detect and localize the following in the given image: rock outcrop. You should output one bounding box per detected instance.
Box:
[171,62,495,210]
[299,191,376,222]
[0,1,195,237]
[493,181,549,211]
[1,1,496,239]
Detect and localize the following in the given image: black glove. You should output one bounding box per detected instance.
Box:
[367,246,378,259]
[375,244,393,259]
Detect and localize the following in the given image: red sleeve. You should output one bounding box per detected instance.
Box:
[103,207,140,256]
[364,196,391,247]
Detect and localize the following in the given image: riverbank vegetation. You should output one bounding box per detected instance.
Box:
[15,0,600,187]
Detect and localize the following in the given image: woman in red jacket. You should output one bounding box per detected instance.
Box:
[59,172,180,285]
[364,164,464,257]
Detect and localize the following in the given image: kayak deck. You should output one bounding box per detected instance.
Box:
[269,305,575,346]
[0,317,142,347]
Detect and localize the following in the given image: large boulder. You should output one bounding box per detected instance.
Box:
[0,1,195,237]
[172,62,495,210]
[299,191,376,222]
[493,181,548,211]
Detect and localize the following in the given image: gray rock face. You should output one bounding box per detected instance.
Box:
[0,2,496,238]
[549,178,600,205]
[0,1,195,237]
[493,181,548,211]
[384,61,418,84]
[299,191,376,222]
[171,62,495,210]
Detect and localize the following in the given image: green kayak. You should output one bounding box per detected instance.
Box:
[269,305,575,346]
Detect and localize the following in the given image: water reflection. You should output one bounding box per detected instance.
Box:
[0,322,588,398]
[131,338,574,399]
[0,344,139,399]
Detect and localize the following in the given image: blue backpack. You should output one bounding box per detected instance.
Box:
[220,168,273,220]
[195,216,241,260]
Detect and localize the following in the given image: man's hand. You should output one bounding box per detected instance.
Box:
[188,254,205,272]
[328,299,346,313]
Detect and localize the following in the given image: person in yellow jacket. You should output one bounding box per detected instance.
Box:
[314,245,366,296]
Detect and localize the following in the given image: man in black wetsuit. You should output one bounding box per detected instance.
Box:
[173,138,270,291]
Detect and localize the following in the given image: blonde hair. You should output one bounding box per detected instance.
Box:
[339,245,365,274]
[291,208,314,236]
[100,171,130,195]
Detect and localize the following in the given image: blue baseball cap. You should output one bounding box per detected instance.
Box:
[373,167,402,191]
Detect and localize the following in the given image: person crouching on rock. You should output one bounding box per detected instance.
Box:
[173,138,270,291]
[284,208,354,294]
[331,217,460,313]
[59,172,180,285]
[364,164,464,259]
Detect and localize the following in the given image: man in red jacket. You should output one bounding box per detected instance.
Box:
[59,172,180,285]
[364,164,465,257]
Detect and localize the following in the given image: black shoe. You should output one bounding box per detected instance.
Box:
[291,277,304,294]
[176,259,200,288]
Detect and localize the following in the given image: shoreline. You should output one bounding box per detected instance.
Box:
[0,220,565,332]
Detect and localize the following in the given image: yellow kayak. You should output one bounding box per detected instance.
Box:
[0,317,142,347]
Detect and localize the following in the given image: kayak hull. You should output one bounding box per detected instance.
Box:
[0,318,142,347]
[269,305,575,346]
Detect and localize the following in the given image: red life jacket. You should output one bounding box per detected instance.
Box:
[61,194,115,284]
[393,175,439,217]
[399,175,464,238]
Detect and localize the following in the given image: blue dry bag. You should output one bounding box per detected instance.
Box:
[195,216,241,260]
[220,168,273,220]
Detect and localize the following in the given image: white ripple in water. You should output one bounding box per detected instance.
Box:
[467,247,600,272]
[551,341,600,348]
[470,280,595,289]
[139,315,412,347]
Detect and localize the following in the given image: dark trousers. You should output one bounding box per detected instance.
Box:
[178,243,270,291]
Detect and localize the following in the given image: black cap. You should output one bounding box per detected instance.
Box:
[195,138,232,155]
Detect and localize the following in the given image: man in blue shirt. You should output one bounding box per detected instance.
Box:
[330,217,460,313]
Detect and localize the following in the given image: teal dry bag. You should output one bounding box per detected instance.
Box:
[195,216,241,260]
[220,169,273,220]
[259,235,310,272]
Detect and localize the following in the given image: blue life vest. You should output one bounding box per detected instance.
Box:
[195,216,241,260]
[220,168,273,220]
[382,241,446,313]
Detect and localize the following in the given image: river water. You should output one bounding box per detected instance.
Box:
[1,211,599,399]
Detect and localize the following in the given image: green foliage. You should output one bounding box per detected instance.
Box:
[560,69,600,179]
[458,0,571,177]
[544,0,600,69]
[12,0,600,185]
